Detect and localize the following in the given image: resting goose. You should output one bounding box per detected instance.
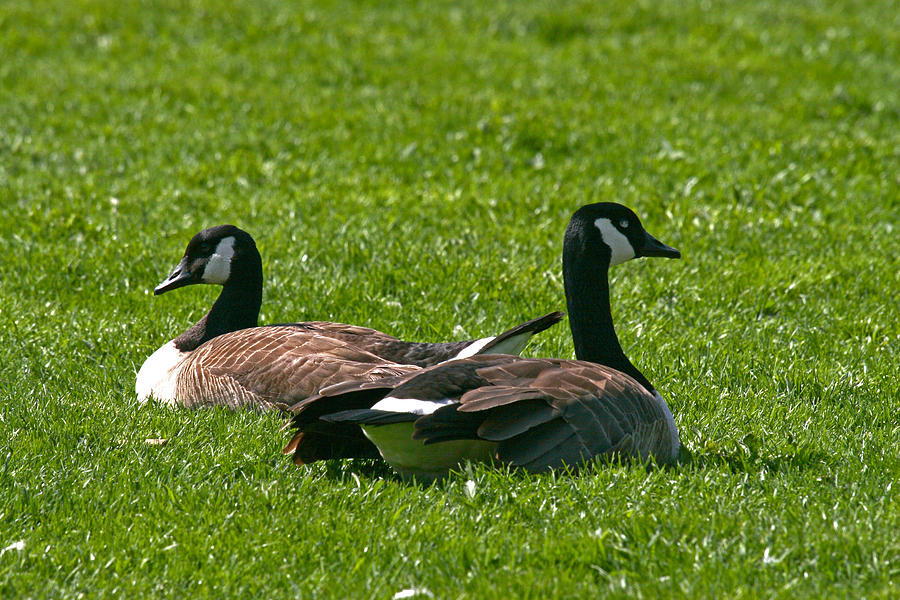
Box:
[136,225,563,411]
[284,203,682,479]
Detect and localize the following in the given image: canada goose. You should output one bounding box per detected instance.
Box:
[136,225,564,411]
[283,203,682,479]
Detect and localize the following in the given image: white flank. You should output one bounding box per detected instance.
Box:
[371,396,454,415]
[362,397,498,480]
[135,340,187,403]
[451,335,496,360]
[594,218,635,266]
[653,390,681,458]
[361,422,496,482]
[201,236,236,284]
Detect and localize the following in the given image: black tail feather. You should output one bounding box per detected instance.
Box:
[323,408,418,425]
[479,311,564,354]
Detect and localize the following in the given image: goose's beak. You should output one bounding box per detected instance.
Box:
[154,257,195,295]
[639,232,681,259]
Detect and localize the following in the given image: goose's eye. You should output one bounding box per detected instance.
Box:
[619,219,629,229]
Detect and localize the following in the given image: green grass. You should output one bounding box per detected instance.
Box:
[2,0,899,596]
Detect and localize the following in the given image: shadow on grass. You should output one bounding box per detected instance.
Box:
[295,433,833,486]
[678,434,832,474]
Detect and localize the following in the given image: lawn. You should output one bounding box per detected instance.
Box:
[1,0,899,597]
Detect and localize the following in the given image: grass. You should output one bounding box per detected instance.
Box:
[1,0,898,596]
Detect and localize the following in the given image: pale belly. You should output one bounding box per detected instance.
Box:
[361,422,497,482]
[135,340,187,404]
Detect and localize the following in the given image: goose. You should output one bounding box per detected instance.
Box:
[283,203,682,479]
[136,224,564,411]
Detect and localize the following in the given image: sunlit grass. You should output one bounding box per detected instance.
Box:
[1,0,898,597]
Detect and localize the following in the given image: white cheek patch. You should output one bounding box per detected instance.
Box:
[594,218,635,266]
[201,236,236,284]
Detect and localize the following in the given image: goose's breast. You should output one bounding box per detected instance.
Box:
[135,340,188,403]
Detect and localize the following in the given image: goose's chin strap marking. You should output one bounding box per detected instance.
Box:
[593,218,635,266]
[201,236,236,284]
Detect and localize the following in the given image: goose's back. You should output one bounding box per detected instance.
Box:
[412,357,681,469]
[175,325,420,410]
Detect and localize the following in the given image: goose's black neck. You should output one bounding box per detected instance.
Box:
[173,253,263,352]
[563,219,655,394]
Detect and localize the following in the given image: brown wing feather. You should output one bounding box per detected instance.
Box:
[497,419,582,470]
[271,323,469,367]
[175,326,419,410]
[284,353,679,469]
[282,361,428,463]
[412,357,679,470]
[282,356,524,462]
[475,400,558,440]
[289,322,401,340]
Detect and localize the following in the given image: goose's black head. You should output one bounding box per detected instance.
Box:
[566,202,681,269]
[154,225,260,295]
